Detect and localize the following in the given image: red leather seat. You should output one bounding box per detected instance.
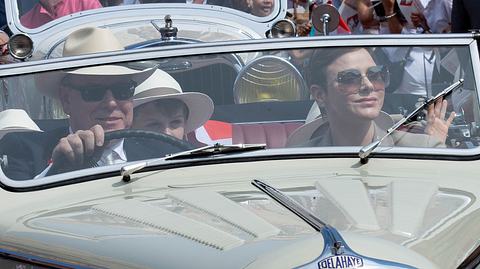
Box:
[232,122,303,148]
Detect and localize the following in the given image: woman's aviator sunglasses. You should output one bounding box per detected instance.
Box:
[336,65,390,91]
[63,79,137,102]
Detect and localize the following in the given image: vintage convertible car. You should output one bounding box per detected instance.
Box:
[0,32,479,269]
[4,0,296,60]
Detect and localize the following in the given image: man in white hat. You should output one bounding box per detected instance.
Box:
[2,27,158,180]
[131,69,214,141]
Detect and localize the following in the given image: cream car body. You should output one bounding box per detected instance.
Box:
[0,34,478,268]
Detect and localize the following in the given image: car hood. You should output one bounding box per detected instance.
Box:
[0,158,478,268]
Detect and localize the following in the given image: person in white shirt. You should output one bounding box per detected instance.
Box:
[411,0,452,33]
[376,0,438,112]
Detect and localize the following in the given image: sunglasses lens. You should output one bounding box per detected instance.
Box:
[336,66,389,94]
[111,82,135,100]
[71,82,136,102]
[337,69,362,86]
[81,87,106,102]
[367,65,389,86]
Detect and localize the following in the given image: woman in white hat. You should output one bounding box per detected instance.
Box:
[132,69,214,140]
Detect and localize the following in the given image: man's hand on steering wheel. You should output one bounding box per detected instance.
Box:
[51,124,105,173]
[48,126,194,175]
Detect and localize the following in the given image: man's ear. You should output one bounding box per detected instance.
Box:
[58,86,71,115]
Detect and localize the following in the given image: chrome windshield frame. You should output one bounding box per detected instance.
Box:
[0,34,476,77]
[0,34,479,189]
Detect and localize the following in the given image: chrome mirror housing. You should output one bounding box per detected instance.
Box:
[270,19,297,38]
[311,4,340,36]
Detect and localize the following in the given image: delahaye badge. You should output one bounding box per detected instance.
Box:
[318,255,364,269]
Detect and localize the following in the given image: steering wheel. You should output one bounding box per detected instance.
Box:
[47,129,194,176]
[104,129,193,151]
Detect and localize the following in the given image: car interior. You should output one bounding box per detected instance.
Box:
[0,44,478,171]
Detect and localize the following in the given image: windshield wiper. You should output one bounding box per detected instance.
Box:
[359,79,464,163]
[252,179,327,231]
[252,179,416,268]
[251,180,345,256]
[119,143,265,182]
[164,143,266,161]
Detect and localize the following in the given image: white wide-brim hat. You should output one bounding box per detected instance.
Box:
[133,69,214,133]
[36,27,156,98]
[0,109,42,139]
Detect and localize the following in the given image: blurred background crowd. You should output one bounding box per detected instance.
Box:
[0,0,478,58]
[286,0,478,36]
[1,0,479,36]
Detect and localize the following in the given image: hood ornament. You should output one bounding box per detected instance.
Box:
[251,179,416,269]
[152,15,178,40]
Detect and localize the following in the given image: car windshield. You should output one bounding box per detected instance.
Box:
[0,40,477,183]
[15,0,278,29]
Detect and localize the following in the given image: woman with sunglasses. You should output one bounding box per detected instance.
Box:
[287,47,454,148]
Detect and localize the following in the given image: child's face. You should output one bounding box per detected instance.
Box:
[132,100,187,140]
[251,0,274,17]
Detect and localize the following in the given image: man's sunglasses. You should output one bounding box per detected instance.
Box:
[336,65,390,92]
[64,81,136,102]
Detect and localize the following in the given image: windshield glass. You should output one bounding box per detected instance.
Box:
[16,0,276,29]
[0,43,477,181]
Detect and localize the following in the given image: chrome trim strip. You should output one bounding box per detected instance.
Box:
[3,146,480,189]
[469,40,480,124]
[0,247,91,269]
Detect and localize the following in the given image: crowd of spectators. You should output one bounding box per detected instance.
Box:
[0,0,476,34]
[2,0,275,30]
[0,0,476,58]
[287,0,478,36]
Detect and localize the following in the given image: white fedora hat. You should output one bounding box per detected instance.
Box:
[37,27,155,98]
[133,69,214,133]
[62,27,123,57]
[0,109,42,139]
